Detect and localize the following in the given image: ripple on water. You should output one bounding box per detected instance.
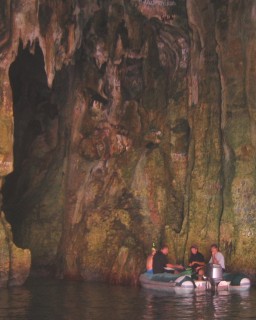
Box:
[0,280,256,320]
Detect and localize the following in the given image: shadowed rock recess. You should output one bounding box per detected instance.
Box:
[0,0,256,285]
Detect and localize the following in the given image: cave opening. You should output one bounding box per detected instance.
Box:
[2,40,58,248]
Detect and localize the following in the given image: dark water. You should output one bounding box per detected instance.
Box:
[0,279,256,320]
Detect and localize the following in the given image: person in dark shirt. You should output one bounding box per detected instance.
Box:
[153,245,183,274]
[188,245,205,277]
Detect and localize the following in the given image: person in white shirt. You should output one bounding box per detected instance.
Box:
[209,244,225,271]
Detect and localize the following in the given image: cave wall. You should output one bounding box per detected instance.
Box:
[0,0,256,284]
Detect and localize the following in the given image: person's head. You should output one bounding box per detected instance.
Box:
[190,245,198,255]
[211,244,219,254]
[160,245,169,255]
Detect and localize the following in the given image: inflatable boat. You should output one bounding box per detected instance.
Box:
[139,273,196,293]
[139,270,251,293]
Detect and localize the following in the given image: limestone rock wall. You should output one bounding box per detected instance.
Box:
[0,0,256,284]
[216,0,256,274]
[0,212,31,287]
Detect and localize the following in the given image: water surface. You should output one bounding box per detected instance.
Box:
[0,279,255,319]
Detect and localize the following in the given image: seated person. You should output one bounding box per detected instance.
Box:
[153,245,183,274]
[209,243,225,271]
[188,245,205,278]
[146,247,156,273]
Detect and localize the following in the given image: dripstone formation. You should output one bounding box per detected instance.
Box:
[0,0,255,285]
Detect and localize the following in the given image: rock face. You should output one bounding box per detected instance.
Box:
[0,212,31,287]
[0,0,256,284]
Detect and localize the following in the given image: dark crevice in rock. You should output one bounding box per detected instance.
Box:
[38,3,53,37]
[2,40,66,275]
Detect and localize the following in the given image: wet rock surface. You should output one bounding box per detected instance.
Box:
[0,0,256,284]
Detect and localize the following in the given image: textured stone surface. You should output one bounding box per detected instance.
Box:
[0,0,256,284]
[0,212,31,287]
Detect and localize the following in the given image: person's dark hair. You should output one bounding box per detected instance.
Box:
[160,244,168,250]
[211,244,218,249]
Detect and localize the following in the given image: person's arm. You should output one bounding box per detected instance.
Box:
[190,254,205,267]
[190,261,205,266]
[212,254,219,265]
[166,263,184,269]
[146,255,153,270]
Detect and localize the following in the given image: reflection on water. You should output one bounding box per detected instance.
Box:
[0,279,255,320]
[142,289,254,320]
